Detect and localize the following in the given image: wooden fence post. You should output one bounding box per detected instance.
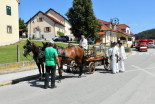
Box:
[17,44,20,62]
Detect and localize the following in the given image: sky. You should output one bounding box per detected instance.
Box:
[19,0,155,34]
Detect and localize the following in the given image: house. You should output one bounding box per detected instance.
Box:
[0,0,20,46]
[98,19,117,45]
[26,8,72,40]
[98,19,135,47]
[116,24,135,47]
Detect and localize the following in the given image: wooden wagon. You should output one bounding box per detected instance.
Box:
[69,43,110,74]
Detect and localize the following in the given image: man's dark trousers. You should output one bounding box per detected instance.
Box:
[44,66,56,88]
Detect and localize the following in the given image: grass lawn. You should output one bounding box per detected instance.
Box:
[0,40,68,64]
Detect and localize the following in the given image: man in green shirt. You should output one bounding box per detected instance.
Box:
[44,41,60,89]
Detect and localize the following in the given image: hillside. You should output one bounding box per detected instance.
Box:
[135,28,155,39]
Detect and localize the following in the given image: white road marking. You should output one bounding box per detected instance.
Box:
[132,65,155,78]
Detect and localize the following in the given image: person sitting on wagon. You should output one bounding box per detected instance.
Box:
[79,35,88,55]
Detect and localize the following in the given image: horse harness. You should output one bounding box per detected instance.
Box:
[34,46,44,63]
[56,46,77,64]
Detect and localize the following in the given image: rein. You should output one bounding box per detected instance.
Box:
[25,54,33,61]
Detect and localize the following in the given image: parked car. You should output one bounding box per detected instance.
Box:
[88,40,95,44]
[54,36,67,42]
[148,42,155,48]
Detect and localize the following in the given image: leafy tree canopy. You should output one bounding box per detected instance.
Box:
[66,0,101,39]
[135,28,155,39]
[19,18,28,32]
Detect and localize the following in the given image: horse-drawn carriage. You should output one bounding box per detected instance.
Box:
[23,40,110,80]
[69,43,110,74]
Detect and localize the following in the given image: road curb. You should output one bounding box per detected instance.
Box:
[0,74,39,87]
[0,70,59,87]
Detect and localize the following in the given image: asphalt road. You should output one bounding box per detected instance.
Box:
[0,48,155,104]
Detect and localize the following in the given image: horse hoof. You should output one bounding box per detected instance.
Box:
[78,76,81,78]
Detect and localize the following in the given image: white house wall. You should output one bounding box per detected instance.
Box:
[64,20,71,35]
[0,0,19,46]
[47,10,72,36]
[27,12,65,40]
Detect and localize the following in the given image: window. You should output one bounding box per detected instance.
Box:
[127,30,130,34]
[44,27,51,32]
[6,6,11,16]
[37,17,43,22]
[128,38,132,41]
[7,26,12,33]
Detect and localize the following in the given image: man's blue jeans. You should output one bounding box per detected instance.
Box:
[45,66,56,88]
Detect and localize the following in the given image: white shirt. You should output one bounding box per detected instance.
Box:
[79,38,88,50]
[119,46,126,60]
[111,46,119,60]
[108,47,112,58]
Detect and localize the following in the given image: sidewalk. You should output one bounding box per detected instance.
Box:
[0,52,132,87]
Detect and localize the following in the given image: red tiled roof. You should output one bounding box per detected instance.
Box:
[116,26,133,37]
[101,24,111,31]
[98,19,134,37]
[19,29,23,31]
[117,24,128,29]
[98,19,111,25]
[98,32,105,35]
[46,8,69,22]
[41,12,65,26]
[17,0,20,4]
[25,11,65,27]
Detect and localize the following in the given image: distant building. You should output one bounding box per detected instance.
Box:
[0,0,20,46]
[98,19,135,47]
[26,8,72,40]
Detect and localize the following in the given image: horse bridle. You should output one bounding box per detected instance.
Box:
[23,42,33,57]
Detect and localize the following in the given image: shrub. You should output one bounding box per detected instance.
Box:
[32,34,35,39]
[42,34,44,39]
[57,31,64,36]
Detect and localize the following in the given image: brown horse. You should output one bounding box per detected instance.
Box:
[42,42,84,80]
[23,40,45,79]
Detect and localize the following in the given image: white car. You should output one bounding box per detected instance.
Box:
[148,42,155,48]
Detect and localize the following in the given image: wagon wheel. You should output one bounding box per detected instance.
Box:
[70,60,79,73]
[70,60,76,71]
[89,62,95,74]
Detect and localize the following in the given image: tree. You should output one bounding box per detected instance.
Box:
[66,0,101,38]
[19,18,28,32]
[57,31,64,36]
[135,28,155,39]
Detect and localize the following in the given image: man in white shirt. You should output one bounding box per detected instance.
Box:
[108,43,113,71]
[79,35,88,50]
[119,43,126,72]
[111,42,119,74]
[114,42,119,73]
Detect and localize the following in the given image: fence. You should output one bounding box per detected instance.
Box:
[0,43,33,64]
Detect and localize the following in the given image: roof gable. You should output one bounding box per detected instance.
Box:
[46,8,69,22]
[26,11,65,26]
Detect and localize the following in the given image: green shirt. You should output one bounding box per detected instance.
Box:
[44,47,58,66]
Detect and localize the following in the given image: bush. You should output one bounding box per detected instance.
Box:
[57,31,64,36]
[125,47,131,52]
[42,34,44,39]
[32,34,35,39]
